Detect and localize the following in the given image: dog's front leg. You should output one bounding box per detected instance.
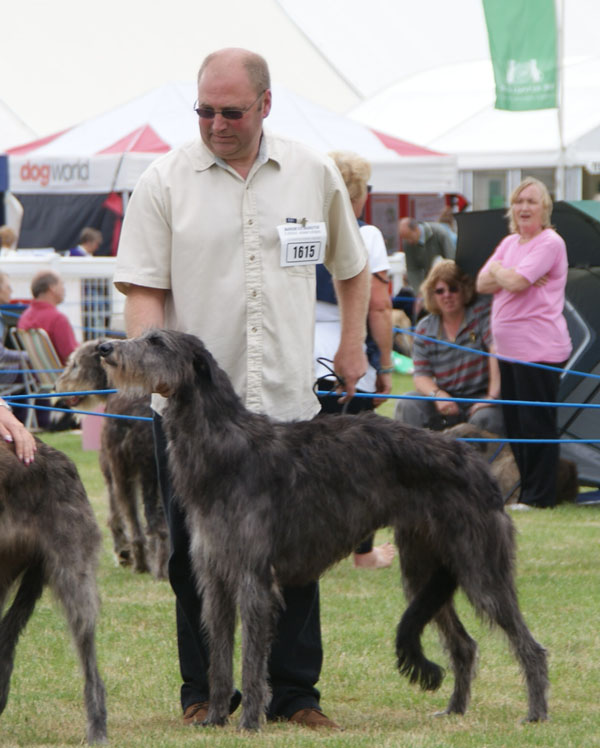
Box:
[238,569,280,731]
[202,570,236,727]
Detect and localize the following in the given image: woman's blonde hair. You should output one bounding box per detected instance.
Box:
[506,177,553,234]
[421,260,475,315]
[328,151,371,204]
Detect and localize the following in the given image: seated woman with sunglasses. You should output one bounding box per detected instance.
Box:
[394,259,504,434]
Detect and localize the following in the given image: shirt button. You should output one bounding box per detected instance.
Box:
[249,254,255,261]
[251,326,257,333]
[248,219,253,225]
[252,289,257,297]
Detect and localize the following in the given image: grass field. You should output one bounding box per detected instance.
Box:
[2,377,600,746]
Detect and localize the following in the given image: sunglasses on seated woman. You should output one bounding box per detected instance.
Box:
[434,285,459,295]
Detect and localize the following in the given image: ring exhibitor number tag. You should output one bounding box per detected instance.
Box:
[277,221,327,267]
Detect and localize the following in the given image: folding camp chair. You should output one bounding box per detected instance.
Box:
[9,328,65,430]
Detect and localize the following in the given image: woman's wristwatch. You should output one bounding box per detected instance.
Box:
[429,387,441,398]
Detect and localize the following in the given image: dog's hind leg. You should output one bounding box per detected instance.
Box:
[433,602,478,715]
[237,569,280,731]
[396,531,459,692]
[468,576,548,721]
[201,571,237,727]
[100,451,132,567]
[396,564,457,691]
[113,468,149,574]
[52,563,107,744]
[0,564,44,716]
[141,472,168,579]
[459,515,548,722]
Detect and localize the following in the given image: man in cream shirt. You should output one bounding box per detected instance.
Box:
[115,47,369,729]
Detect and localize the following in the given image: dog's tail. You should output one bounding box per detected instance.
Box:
[0,562,45,714]
[396,565,457,691]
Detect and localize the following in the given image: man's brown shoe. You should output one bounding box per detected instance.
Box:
[183,691,242,726]
[288,708,343,730]
[183,702,209,725]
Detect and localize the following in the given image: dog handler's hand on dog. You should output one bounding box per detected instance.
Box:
[0,400,36,464]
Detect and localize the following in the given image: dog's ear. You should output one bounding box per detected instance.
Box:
[94,339,110,387]
[191,341,219,385]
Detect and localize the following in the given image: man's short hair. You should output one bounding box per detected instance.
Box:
[79,227,103,246]
[197,48,271,95]
[31,270,60,298]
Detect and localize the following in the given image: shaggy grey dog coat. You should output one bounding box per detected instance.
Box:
[99,330,548,731]
[56,340,167,578]
[0,437,107,743]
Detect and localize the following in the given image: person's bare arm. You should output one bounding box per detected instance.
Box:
[124,285,167,337]
[332,264,370,401]
[476,266,502,295]
[412,375,459,417]
[477,261,534,294]
[367,273,393,400]
[469,346,501,415]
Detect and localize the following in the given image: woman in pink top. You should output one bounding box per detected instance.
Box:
[477,177,572,508]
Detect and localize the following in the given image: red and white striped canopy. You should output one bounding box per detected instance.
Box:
[7,82,457,194]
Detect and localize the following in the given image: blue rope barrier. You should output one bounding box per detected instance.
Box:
[316,390,600,410]
[396,326,600,381]
[1,368,64,375]
[16,402,152,422]
[2,385,597,441]
[7,389,117,400]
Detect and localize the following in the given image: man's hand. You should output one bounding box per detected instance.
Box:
[373,371,393,407]
[332,342,368,403]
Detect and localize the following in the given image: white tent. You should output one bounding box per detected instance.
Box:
[6,83,458,195]
[277,0,600,199]
[349,56,600,175]
[0,100,36,151]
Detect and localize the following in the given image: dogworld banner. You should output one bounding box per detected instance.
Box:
[482,0,558,111]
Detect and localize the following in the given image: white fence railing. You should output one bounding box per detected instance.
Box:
[0,253,125,341]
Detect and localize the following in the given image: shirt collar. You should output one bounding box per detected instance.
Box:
[188,131,279,173]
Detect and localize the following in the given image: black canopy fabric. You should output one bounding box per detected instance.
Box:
[556,268,600,485]
[14,193,119,255]
[456,203,600,487]
[456,200,600,276]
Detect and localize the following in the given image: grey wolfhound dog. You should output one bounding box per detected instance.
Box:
[0,437,107,743]
[56,340,168,578]
[99,329,548,731]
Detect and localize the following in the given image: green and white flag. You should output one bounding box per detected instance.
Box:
[483,0,558,111]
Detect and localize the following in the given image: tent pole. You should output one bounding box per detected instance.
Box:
[556,0,566,200]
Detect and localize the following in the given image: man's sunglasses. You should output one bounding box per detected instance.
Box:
[434,285,459,295]
[193,90,265,121]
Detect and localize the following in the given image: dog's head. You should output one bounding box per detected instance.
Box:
[98,329,224,399]
[55,338,112,408]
